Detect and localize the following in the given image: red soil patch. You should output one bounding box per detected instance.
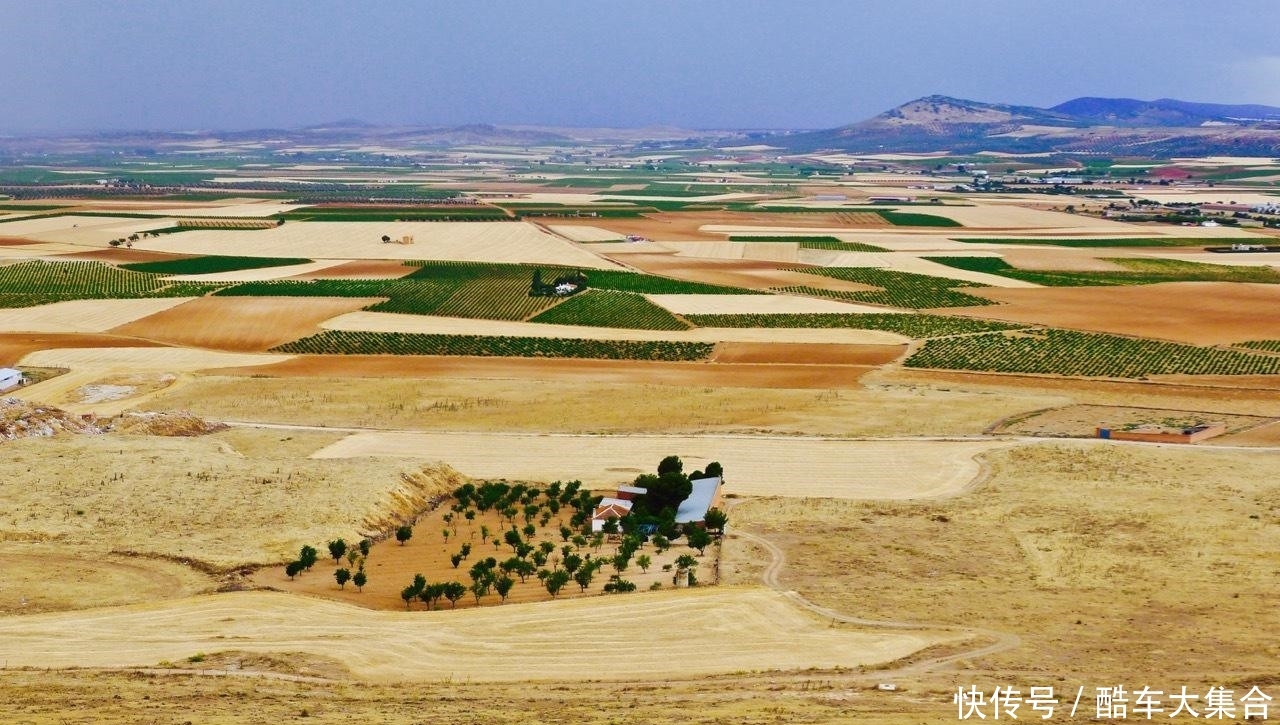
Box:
[109,297,381,352]
[609,254,876,292]
[60,248,194,264]
[287,260,418,280]
[949,281,1280,345]
[0,237,41,247]
[711,342,906,365]
[0,333,164,366]
[203,354,876,389]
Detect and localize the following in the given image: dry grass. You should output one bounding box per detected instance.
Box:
[143,374,1067,436]
[0,587,942,681]
[0,430,458,568]
[993,403,1272,438]
[311,431,1003,499]
[726,441,1280,685]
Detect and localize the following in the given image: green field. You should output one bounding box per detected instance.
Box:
[120,256,312,275]
[272,331,714,361]
[877,210,962,227]
[926,256,1280,286]
[906,328,1280,377]
[684,313,1020,338]
[776,268,995,309]
[0,260,217,308]
[529,290,690,330]
[1237,340,1280,354]
[728,236,890,252]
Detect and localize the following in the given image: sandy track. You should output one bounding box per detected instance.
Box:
[0,298,196,333]
[321,311,910,344]
[111,297,381,351]
[135,221,619,268]
[311,431,1000,499]
[955,281,1280,344]
[644,293,902,314]
[0,588,935,682]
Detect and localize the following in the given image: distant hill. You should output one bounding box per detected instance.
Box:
[783,95,1280,156]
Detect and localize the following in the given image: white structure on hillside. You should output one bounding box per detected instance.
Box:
[0,368,23,391]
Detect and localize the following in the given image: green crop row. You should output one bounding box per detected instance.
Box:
[926,256,1280,286]
[906,329,1280,378]
[0,260,219,307]
[529,290,690,330]
[776,267,995,309]
[684,313,1021,338]
[121,255,312,275]
[1237,340,1280,354]
[272,331,714,361]
[876,210,961,227]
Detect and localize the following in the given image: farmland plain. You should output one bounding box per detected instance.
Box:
[0,148,1278,723]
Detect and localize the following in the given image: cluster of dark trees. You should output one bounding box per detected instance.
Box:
[285,538,371,593]
[529,268,589,297]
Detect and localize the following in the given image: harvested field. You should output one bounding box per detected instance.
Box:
[602,253,881,292]
[0,214,179,245]
[287,259,419,279]
[0,237,41,246]
[0,588,941,681]
[164,259,350,282]
[137,221,618,268]
[954,281,1280,344]
[0,332,162,366]
[991,403,1271,439]
[0,430,457,567]
[110,297,381,351]
[996,247,1130,272]
[18,346,293,373]
[60,248,194,264]
[0,298,194,333]
[312,431,1003,499]
[726,442,1280,685]
[545,224,623,241]
[320,311,909,345]
[710,342,906,365]
[202,354,883,389]
[150,375,1054,435]
[0,544,213,615]
[548,210,890,241]
[659,241,801,263]
[796,249,1041,287]
[645,293,899,314]
[1206,418,1280,446]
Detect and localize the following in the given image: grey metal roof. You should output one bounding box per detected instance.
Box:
[675,476,721,524]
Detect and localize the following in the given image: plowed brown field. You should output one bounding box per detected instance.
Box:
[710,342,906,365]
[550,210,890,241]
[111,297,382,351]
[609,253,877,291]
[952,281,1280,344]
[287,259,418,279]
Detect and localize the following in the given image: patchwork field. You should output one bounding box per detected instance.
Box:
[643,293,904,314]
[310,431,1003,499]
[134,221,619,267]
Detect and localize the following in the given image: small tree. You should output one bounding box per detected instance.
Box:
[686,526,712,555]
[703,508,728,534]
[494,575,514,603]
[358,539,372,557]
[573,567,594,592]
[345,548,360,568]
[285,561,304,580]
[450,553,463,569]
[381,235,391,243]
[396,525,413,545]
[545,569,571,598]
[559,524,572,542]
[401,585,419,609]
[652,534,670,553]
[704,461,723,478]
[334,568,351,589]
[443,582,467,608]
[327,538,347,564]
[352,569,367,592]
[298,545,319,571]
[636,554,652,573]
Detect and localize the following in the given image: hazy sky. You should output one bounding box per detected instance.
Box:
[3,0,1278,132]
